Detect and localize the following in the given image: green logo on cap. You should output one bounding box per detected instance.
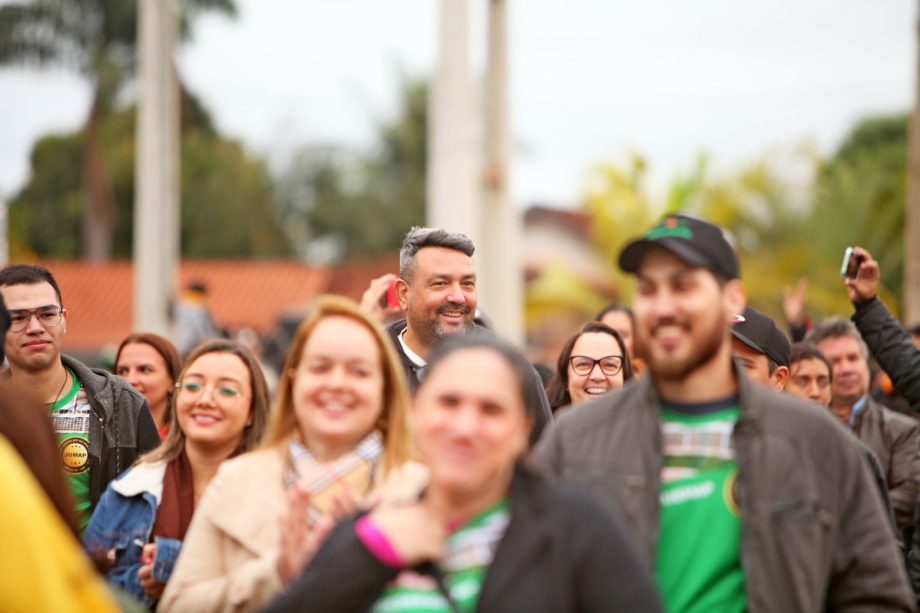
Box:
[645,216,693,241]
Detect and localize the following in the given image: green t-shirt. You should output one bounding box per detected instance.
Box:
[49,369,92,531]
[372,500,511,613]
[655,401,746,613]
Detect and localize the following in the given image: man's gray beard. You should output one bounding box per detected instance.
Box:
[645,320,725,384]
[414,316,475,348]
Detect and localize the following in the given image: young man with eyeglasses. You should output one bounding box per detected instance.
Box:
[536,214,912,611]
[0,264,159,530]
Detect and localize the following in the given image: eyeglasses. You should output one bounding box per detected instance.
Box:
[176,380,244,403]
[569,355,624,376]
[8,305,66,332]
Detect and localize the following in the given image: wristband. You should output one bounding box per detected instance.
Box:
[356,516,405,568]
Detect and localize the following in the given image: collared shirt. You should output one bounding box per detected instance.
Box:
[397,328,427,368]
[850,395,869,427]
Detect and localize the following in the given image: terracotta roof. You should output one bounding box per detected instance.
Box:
[524,205,592,237]
[37,260,330,353]
[326,254,400,301]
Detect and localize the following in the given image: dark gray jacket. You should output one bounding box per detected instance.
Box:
[266,467,662,613]
[61,355,160,511]
[385,319,553,444]
[535,366,913,612]
[852,296,920,412]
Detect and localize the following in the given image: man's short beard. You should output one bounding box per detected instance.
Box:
[644,317,725,383]
[415,316,474,347]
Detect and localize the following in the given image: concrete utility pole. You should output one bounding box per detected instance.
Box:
[480,0,522,344]
[0,195,7,266]
[907,3,920,323]
[428,0,480,245]
[134,0,180,334]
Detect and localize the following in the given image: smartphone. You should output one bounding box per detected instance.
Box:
[378,278,400,309]
[840,247,863,279]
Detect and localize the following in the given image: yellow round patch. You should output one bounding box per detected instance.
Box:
[59,437,89,474]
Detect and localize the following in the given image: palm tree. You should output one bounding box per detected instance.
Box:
[0,0,235,261]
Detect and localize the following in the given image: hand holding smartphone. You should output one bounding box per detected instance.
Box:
[840,247,865,279]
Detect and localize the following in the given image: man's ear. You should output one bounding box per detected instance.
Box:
[723,279,746,324]
[395,278,410,312]
[771,365,790,391]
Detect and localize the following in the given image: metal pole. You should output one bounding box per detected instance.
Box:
[428,0,479,244]
[480,0,522,344]
[134,0,179,334]
[0,195,7,266]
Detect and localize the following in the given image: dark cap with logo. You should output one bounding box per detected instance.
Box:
[618,212,739,280]
[731,306,791,367]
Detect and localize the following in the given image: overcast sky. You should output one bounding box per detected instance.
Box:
[0,0,915,207]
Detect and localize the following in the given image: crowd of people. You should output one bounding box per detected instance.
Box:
[2,216,920,611]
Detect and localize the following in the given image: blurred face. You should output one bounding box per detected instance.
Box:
[413,348,531,501]
[567,332,626,405]
[732,339,771,385]
[292,316,384,460]
[600,310,634,358]
[116,343,173,415]
[1,282,67,373]
[633,249,741,382]
[815,335,869,407]
[176,352,252,452]
[399,247,477,348]
[786,358,832,407]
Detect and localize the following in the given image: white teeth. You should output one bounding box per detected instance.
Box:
[319,402,348,412]
[584,387,609,395]
[655,325,683,337]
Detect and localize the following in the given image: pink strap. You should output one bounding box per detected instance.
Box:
[356,516,405,568]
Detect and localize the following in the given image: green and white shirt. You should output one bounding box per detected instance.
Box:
[655,397,746,613]
[372,500,511,613]
[49,368,92,530]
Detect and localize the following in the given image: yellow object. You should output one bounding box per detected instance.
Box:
[0,435,118,612]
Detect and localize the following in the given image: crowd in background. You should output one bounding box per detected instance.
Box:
[2,217,920,612]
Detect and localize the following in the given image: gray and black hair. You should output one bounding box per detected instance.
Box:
[805,317,869,360]
[398,227,475,282]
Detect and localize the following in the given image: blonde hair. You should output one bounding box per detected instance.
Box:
[262,295,412,475]
[141,339,270,464]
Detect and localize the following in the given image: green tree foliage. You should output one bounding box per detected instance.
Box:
[530,117,908,330]
[0,0,236,260]
[9,96,291,259]
[275,76,427,261]
[811,115,908,311]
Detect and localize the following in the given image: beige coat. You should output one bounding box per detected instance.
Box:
[159,445,426,613]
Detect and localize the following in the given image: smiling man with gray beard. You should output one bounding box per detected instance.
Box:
[385,227,552,443]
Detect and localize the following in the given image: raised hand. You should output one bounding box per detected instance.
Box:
[845,246,880,304]
[277,485,335,585]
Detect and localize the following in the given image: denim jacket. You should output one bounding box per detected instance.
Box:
[82,461,182,609]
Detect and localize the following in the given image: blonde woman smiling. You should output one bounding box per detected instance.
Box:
[161,296,422,613]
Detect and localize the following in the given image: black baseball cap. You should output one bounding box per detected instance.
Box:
[618,212,739,280]
[731,306,791,367]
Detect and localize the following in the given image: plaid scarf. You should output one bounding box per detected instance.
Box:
[285,431,384,522]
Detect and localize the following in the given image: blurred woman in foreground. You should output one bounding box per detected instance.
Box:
[114,333,182,439]
[83,340,270,608]
[548,322,633,412]
[161,296,421,613]
[268,332,661,613]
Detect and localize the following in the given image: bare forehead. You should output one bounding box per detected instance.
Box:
[415,247,475,275]
[816,335,861,356]
[791,358,830,377]
[0,282,60,309]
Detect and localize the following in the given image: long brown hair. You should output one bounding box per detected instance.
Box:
[141,339,270,464]
[114,332,182,416]
[262,295,412,475]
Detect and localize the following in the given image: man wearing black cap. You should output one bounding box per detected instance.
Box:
[731,306,791,390]
[537,213,911,611]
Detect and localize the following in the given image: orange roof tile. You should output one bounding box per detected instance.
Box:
[36,260,330,353]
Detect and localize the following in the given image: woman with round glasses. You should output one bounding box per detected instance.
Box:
[114,333,182,439]
[82,339,270,609]
[547,322,633,412]
[160,296,420,613]
[267,332,661,612]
